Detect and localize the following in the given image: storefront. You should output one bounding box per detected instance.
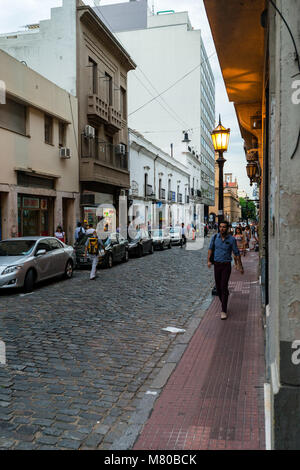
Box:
[18,195,53,237]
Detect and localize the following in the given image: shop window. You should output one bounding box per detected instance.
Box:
[44,114,53,145]
[0,97,27,135]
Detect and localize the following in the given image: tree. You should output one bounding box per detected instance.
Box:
[239,197,256,221]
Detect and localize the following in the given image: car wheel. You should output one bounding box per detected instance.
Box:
[24,269,35,293]
[160,242,164,251]
[168,242,172,249]
[123,249,129,262]
[64,260,73,279]
[149,243,154,254]
[106,253,113,268]
[138,245,143,258]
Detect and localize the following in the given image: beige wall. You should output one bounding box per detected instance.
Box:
[0,49,80,241]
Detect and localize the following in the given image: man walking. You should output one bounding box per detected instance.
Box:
[180,223,187,248]
[84,230,105,280]
[207,221,244,320]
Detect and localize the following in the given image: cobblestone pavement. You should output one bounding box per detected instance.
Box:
[0,238,213,450]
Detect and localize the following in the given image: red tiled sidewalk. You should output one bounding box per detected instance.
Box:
[134,252,265,450]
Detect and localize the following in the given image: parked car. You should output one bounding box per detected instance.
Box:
[74,233,129,269]
[0,237,76,292]
[151,229,172,250]
[128,230,153,257]
[168,227,182,245]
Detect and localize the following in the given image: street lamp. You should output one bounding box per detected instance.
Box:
[246,161,257,186]
[211,115,230,225]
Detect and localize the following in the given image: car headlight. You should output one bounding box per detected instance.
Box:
[2,265,22,275]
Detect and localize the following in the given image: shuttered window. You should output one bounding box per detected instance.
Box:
[0,97,27,135]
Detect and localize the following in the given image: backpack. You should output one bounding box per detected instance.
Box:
[78,227,84,241]
[87,237,99,255]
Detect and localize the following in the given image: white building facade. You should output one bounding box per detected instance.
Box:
[94,1,216,214]
[129,129,203,234]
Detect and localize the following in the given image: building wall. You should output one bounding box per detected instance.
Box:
[267,0,300,449]
[0,0,77,96]
[0,49,79,242]
[129,129,196,228]
[94,5,216,207]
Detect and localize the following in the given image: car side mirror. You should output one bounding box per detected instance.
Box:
[36,249,46,256]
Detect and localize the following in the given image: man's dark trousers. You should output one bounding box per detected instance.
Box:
[214,262,231,313]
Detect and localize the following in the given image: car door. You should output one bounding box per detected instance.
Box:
[110,233,120,261]
[48,238,67,275]
[33,239,54,281]
[118,234,127,259]
[142,230,151,251]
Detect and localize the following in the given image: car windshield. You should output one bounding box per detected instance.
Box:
[104,234,118,246]
[151,230,163,237]
[0,240,36,256]
[170,228,180,234]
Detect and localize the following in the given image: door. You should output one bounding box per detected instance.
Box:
[33,239,54,281]
[48,238,67,275]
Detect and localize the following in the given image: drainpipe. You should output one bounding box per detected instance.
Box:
[154,154,159,228]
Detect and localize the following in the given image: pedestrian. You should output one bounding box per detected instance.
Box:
[180,223,187,248]
[55,225,65,243]
[245,225,251,251]
[74,222,85,243]
[86,223,95,235]
[207,221,244,320]
[234,226,246,262]
[84,229,105,280]
[204,224,208,237]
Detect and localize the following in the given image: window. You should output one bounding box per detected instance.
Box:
[88,57,98,94]
[59,122,66,148]
[49,239,63,250]
[120,87,126,118]
[105,72,113,106]
[0,97,27,135]
[44,115,53,144]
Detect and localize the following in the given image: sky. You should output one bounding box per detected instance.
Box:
[0,0,252,195]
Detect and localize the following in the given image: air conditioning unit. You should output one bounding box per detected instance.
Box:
[115,144,126,155]
[84,125,95,139]
[59,147,71,159]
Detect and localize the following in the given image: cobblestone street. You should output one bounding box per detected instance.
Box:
[0,238,213,450]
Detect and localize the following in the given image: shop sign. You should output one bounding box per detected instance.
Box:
[23,197,40,209]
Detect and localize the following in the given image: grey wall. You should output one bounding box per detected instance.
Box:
[94,0,148,33]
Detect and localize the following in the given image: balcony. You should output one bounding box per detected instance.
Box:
[108,106,122,133]
[80,135,129,188]
[197,189,202,198]
[87,94,108,125]
[159,188,166,200]
[177,193,183,203]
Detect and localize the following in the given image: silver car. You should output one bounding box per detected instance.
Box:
[151,229,172,250]
[0,237,76,292]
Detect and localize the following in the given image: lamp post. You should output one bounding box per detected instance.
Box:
[211,115,230,227]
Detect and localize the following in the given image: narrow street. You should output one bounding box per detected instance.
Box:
[0,239,213,450]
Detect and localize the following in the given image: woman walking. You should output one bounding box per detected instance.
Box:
[234,226,246,258]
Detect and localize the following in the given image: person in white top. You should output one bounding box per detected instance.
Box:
[85,224,96,235]
[55,225,65,243]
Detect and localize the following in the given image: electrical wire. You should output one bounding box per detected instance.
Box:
[94,5,214,132]
[129,51,216,117]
